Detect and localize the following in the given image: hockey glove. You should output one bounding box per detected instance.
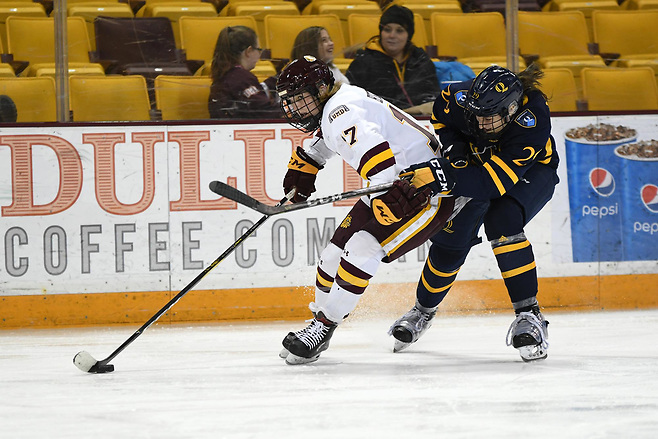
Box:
[283,146,323,203]
[440,142,469,168]
[371,179,432,226]
[400,158,455,196]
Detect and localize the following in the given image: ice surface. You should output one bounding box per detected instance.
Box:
[1,309,657,438]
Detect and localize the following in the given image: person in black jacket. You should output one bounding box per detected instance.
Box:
[345,5,438,114]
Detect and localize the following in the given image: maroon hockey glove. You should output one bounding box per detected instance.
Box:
[283,146,323,203]
[371,179,432,226]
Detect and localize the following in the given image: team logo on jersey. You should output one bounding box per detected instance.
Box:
[328,105,350,122]
[515,109,536,128]
[455,90,467,108]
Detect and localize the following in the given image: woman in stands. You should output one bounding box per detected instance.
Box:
[291,26,350,85]
[345,5,438,114]
[208,25,280,119]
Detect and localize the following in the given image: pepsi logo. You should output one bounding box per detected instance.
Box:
[641,184,658,213]
[589,168,615,197]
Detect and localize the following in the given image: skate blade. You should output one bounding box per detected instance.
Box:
[393,339,412,353]
[285,353,320,365]
[279,347,289,359]
[518,345,548,362]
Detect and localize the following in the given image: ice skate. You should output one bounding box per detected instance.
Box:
[506,306,549,362]
[281,313,337,365]
[388,303,437,352]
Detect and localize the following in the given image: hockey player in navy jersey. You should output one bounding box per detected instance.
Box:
[275,56,468,365]
[389,64,558,362]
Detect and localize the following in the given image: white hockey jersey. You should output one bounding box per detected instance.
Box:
[305,84,442,189]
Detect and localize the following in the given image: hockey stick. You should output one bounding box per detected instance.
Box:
[209,180,396,216]
[73,191,295,374]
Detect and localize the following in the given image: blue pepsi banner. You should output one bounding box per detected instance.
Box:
[555,118,657,263]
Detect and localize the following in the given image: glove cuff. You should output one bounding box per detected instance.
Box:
[288,146,322,174]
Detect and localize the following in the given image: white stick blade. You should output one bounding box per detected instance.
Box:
[73,351,98,372]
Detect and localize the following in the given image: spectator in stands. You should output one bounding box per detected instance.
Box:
[208,25,281,119]
[291,26,350,85]
[345,5,439,114]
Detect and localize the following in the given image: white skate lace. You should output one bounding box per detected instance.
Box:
[505,312,549,348]
[295,319,329,349]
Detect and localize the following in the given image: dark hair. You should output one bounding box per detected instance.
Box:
[518,62,547,100]
[210,26,258,80]
[291,26,324,60]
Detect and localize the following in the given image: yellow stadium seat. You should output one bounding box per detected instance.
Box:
[0,77,56,122]
[67,2,134,50]
[232,3,300,42]
[0,38,15,76]
[621,0,658,9]
[430,12,511,71]
[154,75,211,120]
[316,3,380,39]
[580,66,658,111]
[219,0,287,16]
[69,75,153,121]
[0,2,47,52]
[179,15,260,67]
[542,0,620,40]
[302,0,372,15]
[6,16,104,77]
[518,11,605,79]
[398,1,462,43]
[137,2,218,47]
[264,14,346,60]
[539,68,580,112]
[592,10,658,74]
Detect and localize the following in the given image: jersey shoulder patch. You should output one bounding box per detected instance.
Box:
[328,104,350,123]
[454,90,468,108]
[514,109,536,128]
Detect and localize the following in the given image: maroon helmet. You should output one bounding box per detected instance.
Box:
[276,56,335,133]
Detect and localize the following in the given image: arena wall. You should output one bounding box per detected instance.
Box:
[1,115,657,329]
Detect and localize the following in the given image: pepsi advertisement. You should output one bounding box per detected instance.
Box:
[557,120,657,263]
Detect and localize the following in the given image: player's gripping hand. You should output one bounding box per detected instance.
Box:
[399,158,455,196]
[283,146,323,203]
[440,142,469,168]
[371,179,432,226]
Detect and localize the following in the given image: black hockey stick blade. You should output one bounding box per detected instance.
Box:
[209,180,395,215]
[73,191,294,374]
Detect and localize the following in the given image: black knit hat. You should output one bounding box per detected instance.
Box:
[379,5,415,41]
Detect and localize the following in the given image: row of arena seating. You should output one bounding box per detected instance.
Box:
[1,66,657,123]
[2,9,657,78]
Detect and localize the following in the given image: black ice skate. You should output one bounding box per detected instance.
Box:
[281,312,337,365]
[506,305,549,362]
[388,303,437,352]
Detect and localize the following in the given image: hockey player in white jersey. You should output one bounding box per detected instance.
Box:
[276,56,464,364]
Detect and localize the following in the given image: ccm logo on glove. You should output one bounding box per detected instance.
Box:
[401,158,454,195]
[283,147,323,203]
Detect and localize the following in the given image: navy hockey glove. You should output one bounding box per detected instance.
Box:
[440,142,469,168]
[371,179,432,226]
[283,146,323,203]
[400,158,455,196]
